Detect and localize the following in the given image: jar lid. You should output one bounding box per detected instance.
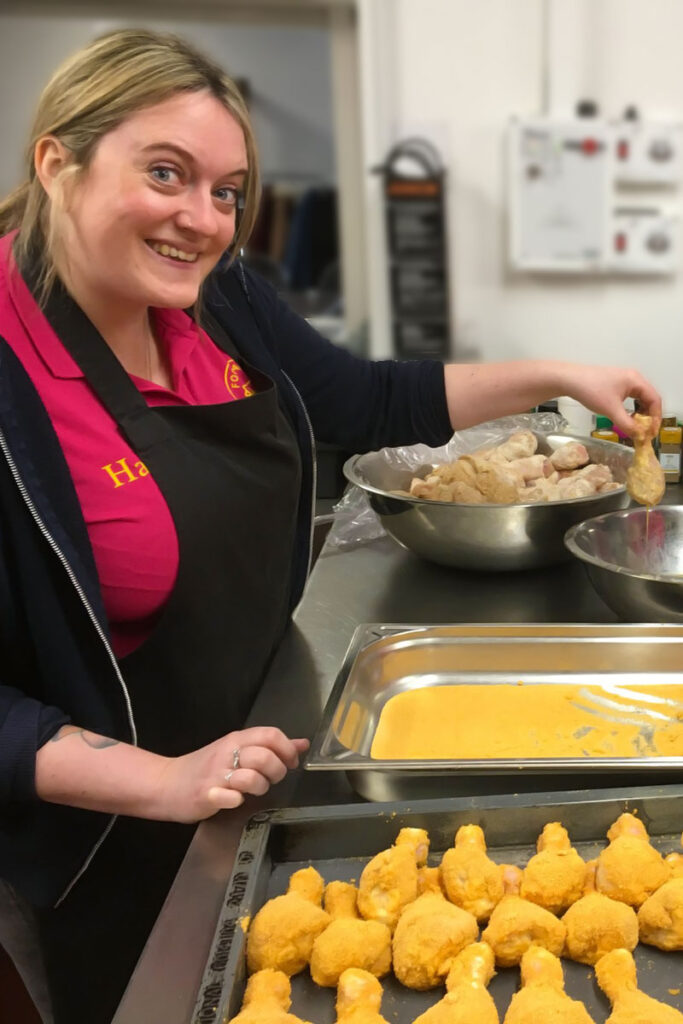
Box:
[595,415,613,429]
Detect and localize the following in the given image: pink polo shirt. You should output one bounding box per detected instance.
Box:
[0,234,253,657]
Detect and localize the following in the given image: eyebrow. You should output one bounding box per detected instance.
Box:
[141,141,247,177]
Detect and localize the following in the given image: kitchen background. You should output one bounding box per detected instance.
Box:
[1,0,683,410]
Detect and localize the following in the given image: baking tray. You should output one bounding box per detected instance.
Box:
[191,787,683,1024]
[305,623,683,800]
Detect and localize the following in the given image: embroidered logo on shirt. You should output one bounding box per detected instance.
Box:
[102,458,149,488]
[224,357,254,399]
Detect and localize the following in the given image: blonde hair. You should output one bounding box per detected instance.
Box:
[0,28,260,301]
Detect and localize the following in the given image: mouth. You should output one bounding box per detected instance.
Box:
[146,240,199,264]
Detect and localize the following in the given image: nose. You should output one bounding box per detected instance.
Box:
[175,186,221,238]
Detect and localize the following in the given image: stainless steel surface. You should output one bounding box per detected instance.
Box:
[306,624,683,797]
[194,788,683,1024]
[566,505,683,622]
[113,484,683,1024]
[344,433,633,570]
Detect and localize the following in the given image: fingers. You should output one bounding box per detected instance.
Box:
[225,726,307,770]
[206,785,244,810]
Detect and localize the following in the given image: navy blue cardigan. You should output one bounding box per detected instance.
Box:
[0,260,451,907]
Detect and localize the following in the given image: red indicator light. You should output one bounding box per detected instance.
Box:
[617,139,629,160]
[581,137,599,155]
[615,232,627,252]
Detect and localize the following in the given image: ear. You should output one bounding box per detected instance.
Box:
[34,136,71,198]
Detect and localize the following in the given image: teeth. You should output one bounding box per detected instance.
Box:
[149,241,198,263]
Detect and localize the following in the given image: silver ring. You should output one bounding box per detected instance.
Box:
[224,769,235,786]
[232,747,241,769]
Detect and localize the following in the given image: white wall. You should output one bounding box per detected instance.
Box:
[0,12,334,194]
[364,0,683,414]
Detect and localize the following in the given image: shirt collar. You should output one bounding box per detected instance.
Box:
[3,232,84,380]
[3,233,201,385]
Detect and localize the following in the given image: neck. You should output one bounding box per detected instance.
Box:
[59,270,168,385]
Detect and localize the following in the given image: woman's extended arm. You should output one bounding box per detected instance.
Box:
[34,724,308,823]
[444,361,662,437]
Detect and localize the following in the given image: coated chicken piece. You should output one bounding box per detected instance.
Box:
[481,894,566,967]
[358,827,429,930]
[549,442,590,471]
[562,892,638,965]
[626,412,665,507]
[499,864,523,895]
[637,877,683,951]
[475,463,520,504]
[227,969,314,1024]
[417,866,444,896]
[665,832,683,879]
[309,881,392,987]
[440,824,504,922]
[392,891,479,989]
[595,948,683,1023]
[246,866,330,975]
[595,812,669,907]
[520,822,586,915]
[335,968,389,1024]
[503,945,596,1024]
[412,942,499,1024]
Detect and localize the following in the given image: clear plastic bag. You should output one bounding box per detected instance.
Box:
[327,412,567,550]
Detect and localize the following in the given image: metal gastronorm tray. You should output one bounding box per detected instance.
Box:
[305,624,683,801]
[191,787,683,1024]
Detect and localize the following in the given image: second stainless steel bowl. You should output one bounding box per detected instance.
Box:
[565,505,683,622]
[344,433,633,571]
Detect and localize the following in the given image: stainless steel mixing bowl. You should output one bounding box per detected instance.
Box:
[565,505,683,622]
[343,433,633,571]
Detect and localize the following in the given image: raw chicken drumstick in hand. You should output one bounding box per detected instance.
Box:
[626,413,665,507]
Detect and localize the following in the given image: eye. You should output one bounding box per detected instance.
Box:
[214,185,240,207]
[150,165,180,185]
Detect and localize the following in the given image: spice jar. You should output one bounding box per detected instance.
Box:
[658,419,682,483]
[591,416,619,443]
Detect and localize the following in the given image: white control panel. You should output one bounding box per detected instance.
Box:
[609,207,680,274]
[612,120,683,186]
[508,116,682,275]
[509,118,611,271]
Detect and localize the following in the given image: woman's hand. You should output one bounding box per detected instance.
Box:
[36,723,308,823]
[561,364,662,437]
[154,726,310,823]
[444,360,662,439]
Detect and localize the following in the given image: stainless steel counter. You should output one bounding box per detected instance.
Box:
[113,486,683,1024]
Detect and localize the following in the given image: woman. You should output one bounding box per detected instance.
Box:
[0,28,661,1024]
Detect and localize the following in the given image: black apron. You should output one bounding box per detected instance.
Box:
[34,283,302,1023]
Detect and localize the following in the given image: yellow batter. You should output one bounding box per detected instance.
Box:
[369,683,683,760]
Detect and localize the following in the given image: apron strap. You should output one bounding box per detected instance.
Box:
[40,279,173,451]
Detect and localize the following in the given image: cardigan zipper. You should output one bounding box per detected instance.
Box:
[0,427,137,906]
[281,369,317,583]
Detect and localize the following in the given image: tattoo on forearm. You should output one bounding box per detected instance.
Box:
[51,726,120,748]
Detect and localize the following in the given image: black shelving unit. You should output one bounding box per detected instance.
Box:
[378,139,451,360]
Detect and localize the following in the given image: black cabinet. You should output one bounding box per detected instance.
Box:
[379,140,452,360]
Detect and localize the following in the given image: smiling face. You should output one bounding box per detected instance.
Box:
[54,90,247,314]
